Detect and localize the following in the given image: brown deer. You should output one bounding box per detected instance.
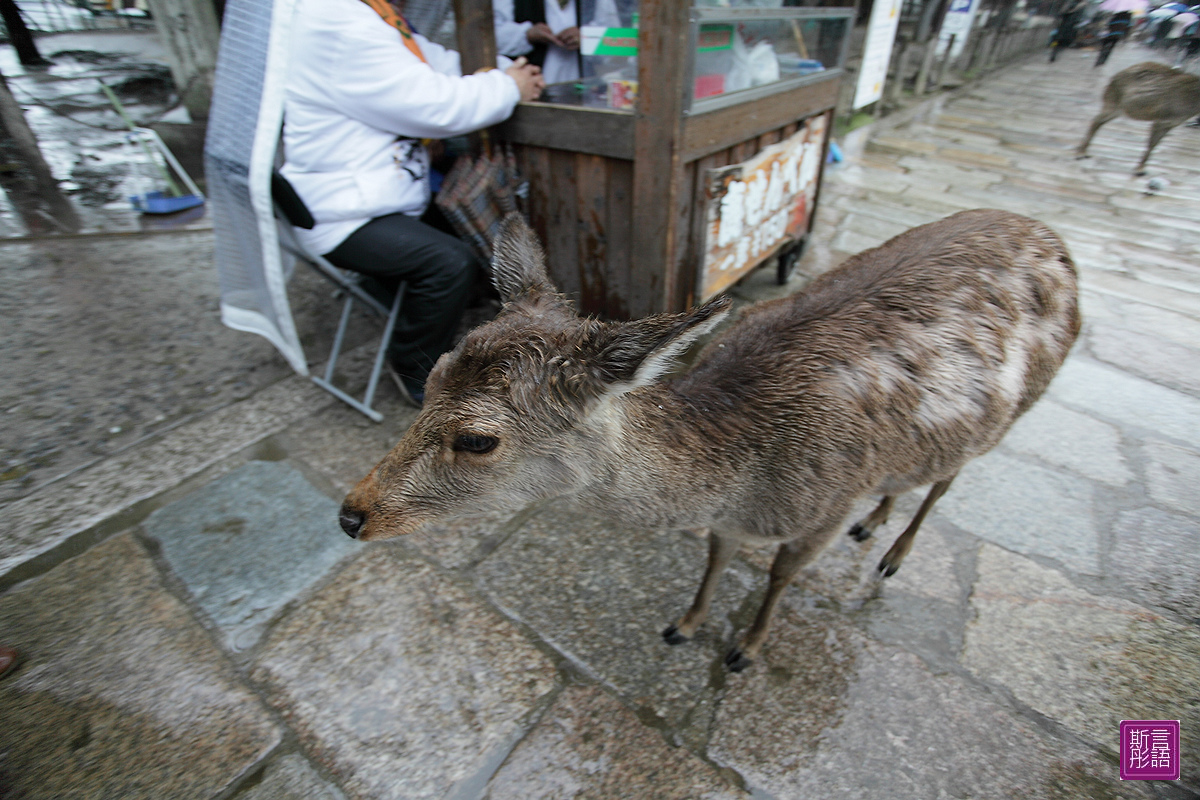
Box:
[1075,61,1200,175]
[338,209,1080,672]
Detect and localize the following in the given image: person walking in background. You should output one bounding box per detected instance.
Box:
[279,0,544,406]
[1051,0,1086,61]
[1095,10,1133,66]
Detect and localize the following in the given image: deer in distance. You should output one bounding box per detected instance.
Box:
[1076,61,1200,175]
[338,209,1080,672]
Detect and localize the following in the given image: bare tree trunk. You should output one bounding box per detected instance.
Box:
[144,0,221,121]
[0,0,49,67]
[0,71,81,233]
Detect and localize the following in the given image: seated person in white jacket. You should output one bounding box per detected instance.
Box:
[281,0,543,405]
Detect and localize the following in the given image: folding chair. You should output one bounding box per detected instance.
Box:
[270,171,405,422]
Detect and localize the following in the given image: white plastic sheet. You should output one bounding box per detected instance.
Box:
[205,0,307,375]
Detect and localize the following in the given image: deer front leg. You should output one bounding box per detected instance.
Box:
[663,530,738,645]
[847,495,895,542]
[725,534,830,672]
[1075,107,1119,158]
[878,475,955,577]
[1135,120,1174,175]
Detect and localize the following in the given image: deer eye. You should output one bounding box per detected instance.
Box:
[453,434,498,454]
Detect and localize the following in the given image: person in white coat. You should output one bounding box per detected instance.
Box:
[281,0,543,405]
[493,0,621,85]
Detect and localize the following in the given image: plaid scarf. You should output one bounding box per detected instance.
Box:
[358,0,427,63]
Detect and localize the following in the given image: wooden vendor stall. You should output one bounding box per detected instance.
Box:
[455,0,853,319]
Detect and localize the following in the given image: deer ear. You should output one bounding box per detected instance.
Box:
[593,295,733,392]
[491,213,557,303]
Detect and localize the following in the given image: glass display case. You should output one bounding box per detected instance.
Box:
[480,0,854,318]
[540,4,851,114]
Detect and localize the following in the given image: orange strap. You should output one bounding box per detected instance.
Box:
[359,0,427,63]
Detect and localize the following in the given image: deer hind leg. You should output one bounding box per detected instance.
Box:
[725,533,832,672]
[847,495,895,542]
[1135,120,1175,175]
[663,530,739,644]
[878,476,956,578]
[1075,105,1120,158]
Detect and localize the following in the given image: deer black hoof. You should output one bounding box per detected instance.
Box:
[878,557,900,578]
[848,523,872,542]
[1134,169,1147,177]
[662,625,690,646]
[724,648,753,672]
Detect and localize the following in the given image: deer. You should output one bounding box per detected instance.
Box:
[338,208,1080,673]
[1075,61,1200,175]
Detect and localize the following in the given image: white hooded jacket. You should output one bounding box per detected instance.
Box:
[281,0,522,255]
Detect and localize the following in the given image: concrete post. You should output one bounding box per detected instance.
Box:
[914,38,938,95]
[145,0,221,121]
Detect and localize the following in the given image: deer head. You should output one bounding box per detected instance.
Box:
[338,214,731,540]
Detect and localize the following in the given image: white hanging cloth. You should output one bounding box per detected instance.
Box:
[205,0,308,375]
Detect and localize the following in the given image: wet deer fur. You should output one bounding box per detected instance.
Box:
[340,208,1080,671]
[1076,62,1200,174]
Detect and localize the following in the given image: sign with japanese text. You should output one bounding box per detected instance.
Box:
[853,0,902,108]
[699,118,826,301]
[938,0,978,59]
[581,26,639,56]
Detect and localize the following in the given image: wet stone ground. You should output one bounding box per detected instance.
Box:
[1,38,1199,800]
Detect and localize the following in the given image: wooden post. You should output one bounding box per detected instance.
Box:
[887,36,911,104]
[630,0,691,316]
[452,0,497,74]
[934,33,955,88]
[913,39,938,95]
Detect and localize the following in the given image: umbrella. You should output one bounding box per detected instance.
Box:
[1100,0,1149,11]
[1171,10,1199,24]
[1156,1,1189,10]
[1147,5,1179,15]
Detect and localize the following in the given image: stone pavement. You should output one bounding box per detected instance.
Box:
[2,42,1199,799]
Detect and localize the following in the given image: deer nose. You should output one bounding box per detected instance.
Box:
[339,507,365,539]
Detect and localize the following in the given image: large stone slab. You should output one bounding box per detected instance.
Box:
[143,460,358,651]
[935,451,1100,574]
[1142,440,1200,517]
[1087,324,1200,399]
[474,504,755,734]
[483,687,747,799]
[999,399,1132,486]
[0,533,281,799]
[708,604,1146,799]
[277,397,418,496]
[250,547,558,800]
[242,754,347,800]
[962,544,1200,789]
[1111,506,1200,621]
[0,375,334,582]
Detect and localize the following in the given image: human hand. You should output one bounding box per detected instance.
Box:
[526,22,562,47]
[505,56,546,102]
[557,26,580,50]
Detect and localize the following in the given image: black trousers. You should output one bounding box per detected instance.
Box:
[325,207,479,386]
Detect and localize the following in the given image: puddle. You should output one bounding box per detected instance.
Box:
[0,31,209,237]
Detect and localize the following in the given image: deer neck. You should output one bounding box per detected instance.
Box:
[571,382,741,529]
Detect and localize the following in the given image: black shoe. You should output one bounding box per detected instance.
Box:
[385,363,425,408]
